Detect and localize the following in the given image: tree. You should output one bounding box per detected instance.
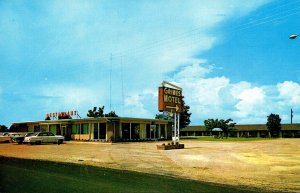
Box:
[87,106,118,118]
[105,111,118,117]
[266,113,281,137]
[87,106,105,118]
[204,119,219,131]
[179,97,191,129]
[204,118,236,138]
[0,125,8,132]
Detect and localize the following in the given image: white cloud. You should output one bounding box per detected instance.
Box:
[230,81,252,99]
[277,81,300,106]
[234,87,266,117]
[38,84,100,112]
[171,61,300,124]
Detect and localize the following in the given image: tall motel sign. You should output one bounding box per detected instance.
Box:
[158,81,183,143]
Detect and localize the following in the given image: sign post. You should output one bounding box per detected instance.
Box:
[158,81,183,144]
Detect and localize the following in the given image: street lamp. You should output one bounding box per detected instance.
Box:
[289,34,299,39]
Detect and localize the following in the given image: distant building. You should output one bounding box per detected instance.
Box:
[11,117,172,142]
[181,124,300,138]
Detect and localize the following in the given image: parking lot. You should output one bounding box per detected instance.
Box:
[1,139,299,192]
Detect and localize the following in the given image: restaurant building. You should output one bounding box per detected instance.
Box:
[10,117,172,142]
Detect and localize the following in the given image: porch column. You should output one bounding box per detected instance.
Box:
[257,131,260,138]
[113,122,116,142]
[279,131,282,138]
[237,131,239,138]
[79,124,81,140]
[130,123,132,140]
[106,123,108,141]
[159,124,161,139]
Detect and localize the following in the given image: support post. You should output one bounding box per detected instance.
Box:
[130,123,132,141]
[173,113,177,143]
[177,113,180,142]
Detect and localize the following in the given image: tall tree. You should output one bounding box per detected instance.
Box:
[105,111,119,117]
[87,106,105,118]
[266,113,281,137]
[179,97,191,129]
[0,125,8,132]
[204,118,236,138]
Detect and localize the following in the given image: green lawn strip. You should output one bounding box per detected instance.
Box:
[181,136,277,142]
[0,156,264,193]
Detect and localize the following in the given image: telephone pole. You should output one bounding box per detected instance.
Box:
[291,108,293,125]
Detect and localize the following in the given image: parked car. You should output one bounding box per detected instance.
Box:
[0,133,11,143]
[0,132,22,143]
[23,132,64,145]
[11,132,34,144]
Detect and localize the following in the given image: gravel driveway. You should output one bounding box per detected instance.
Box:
[1,139,299,192]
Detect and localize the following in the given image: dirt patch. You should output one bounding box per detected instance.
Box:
[0,139,299,192]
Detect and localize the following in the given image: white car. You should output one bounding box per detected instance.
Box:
[0,132,11,143]
[23,132,64,145]
[0,132,22,143]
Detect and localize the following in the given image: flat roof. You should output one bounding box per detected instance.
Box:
[12,117,170,125]
[182,123,300,131]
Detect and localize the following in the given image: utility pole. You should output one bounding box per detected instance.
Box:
[291,108,293,125]
[110,53,112,112]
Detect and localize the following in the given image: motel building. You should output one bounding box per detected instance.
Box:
[181,123,300,138]
[10,117,172,142]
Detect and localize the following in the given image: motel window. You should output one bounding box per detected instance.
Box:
[131,123,140,139]
[122,123,130,140]
[81,124,89,134]
[34,126,40,132]
[94,123,106,139]
[94,123,99,139]
[72,124,81,134]
[50,125,57,134]
[160,125,166,138]
[41,125,48,132]
[99,123,106,139]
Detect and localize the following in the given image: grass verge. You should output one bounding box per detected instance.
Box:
[0,156,266,193]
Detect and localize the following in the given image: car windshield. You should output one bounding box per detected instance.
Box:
[25,133,37,137]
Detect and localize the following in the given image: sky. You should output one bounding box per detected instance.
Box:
[1,0,300,127]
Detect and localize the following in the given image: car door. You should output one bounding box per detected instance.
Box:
[47,132,56,143]
[38,132,48,142]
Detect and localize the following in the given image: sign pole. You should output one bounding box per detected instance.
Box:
[157,80,184,149]
[174,112,177,143]
[177,113,180,142]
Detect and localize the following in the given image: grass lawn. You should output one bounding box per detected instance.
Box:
[0,156,265,193]
[180,136,276,142]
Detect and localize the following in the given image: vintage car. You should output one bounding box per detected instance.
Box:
[0,133,11,143]
[0,132,22,143]
[23,132,64,145]
[11,132,34,144]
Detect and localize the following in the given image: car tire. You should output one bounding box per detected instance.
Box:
[58,139,63,145]
[35,141,41,145]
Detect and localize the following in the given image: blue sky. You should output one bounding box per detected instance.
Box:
[1,0,300,127]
